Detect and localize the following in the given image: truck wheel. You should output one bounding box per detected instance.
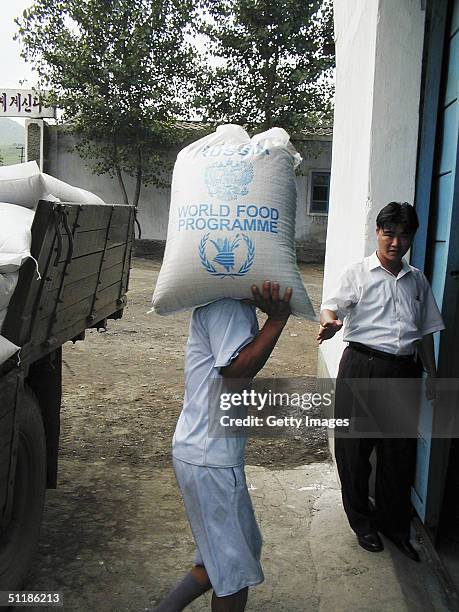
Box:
[0,388,46,592]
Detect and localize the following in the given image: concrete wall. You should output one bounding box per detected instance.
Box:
[45,127,332,262]
[295,139,333,262]
[320,0,426,378]
[46,128,173,241]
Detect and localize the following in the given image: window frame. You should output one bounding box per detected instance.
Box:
[307,169,331,216]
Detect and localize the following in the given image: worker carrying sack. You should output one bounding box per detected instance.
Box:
[152,124,316,319]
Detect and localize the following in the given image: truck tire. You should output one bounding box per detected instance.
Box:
[0,388,46,592]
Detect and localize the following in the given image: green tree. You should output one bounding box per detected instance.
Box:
[197,0,334,133]
[16,0,198,206]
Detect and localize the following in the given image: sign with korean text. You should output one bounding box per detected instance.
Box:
[0,89,56,118]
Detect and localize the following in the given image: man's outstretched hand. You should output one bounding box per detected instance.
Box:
[317,319,343,344]
[244,281,292,321]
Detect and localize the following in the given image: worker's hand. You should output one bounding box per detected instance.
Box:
[244,281,292,321]
[317,319,343,344]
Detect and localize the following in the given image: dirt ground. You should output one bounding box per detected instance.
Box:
[24,257,329,611]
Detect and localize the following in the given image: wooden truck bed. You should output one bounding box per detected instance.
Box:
[2,200,134,366]
[0,200,134,543]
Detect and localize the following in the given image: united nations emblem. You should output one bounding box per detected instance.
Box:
[204,160,254,201]
[199,232,255,277]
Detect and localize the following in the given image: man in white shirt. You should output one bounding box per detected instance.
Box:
[152,281,292,612]
[317,202,444,562]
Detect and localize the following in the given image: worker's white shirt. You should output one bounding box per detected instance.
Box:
[172,298,258,467]
[320,252,445,355]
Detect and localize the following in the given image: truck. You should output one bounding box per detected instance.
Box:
[0,200,135,591]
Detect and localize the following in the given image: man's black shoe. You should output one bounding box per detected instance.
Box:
[357,531,384,552]
[380,532,420,562]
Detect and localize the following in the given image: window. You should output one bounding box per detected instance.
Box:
[309,171,331,214]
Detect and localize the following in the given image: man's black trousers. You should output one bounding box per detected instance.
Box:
[334,345,423,537]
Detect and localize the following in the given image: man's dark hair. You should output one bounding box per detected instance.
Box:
[376,202,419,234]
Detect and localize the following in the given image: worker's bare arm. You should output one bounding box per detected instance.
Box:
[220,281,292,379]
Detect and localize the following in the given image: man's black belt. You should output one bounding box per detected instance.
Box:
[348,342,415,362]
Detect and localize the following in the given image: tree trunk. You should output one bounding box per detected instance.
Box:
[133,147,142,209]
[115,166,130,205]
[113,135,129,205]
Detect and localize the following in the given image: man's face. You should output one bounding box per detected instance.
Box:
[376,223,414,263]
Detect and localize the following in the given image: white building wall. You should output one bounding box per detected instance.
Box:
[320,0,379,377]
[320,0,426,378]
[366,0,426,247]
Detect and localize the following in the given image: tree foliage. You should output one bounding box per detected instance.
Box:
[197,0,334,133]
[16,0,198,205]
[15,0,335,205]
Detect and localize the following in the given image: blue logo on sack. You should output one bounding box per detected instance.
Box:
[211,235,240,272]
[199,232,255,277]
[204,160,254,201]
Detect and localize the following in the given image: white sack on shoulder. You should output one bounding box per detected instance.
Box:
[0,203,34,272]
[152,124,316,319]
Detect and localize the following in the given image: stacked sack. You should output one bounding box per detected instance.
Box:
[0,161,105,365]
[152,124,316,319]
[0,203,34,363]
[0,160,105,208]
